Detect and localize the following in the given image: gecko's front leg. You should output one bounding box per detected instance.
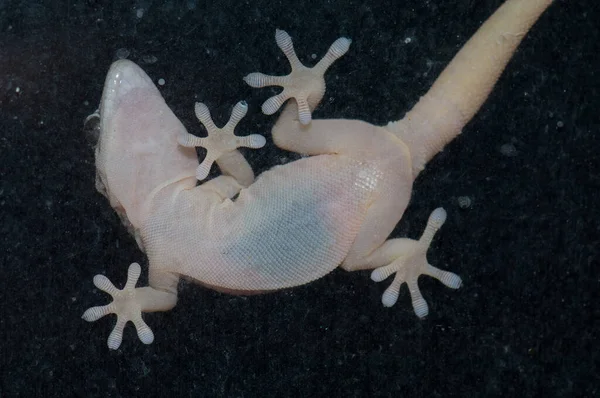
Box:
[177,101,266,182]
[82,263,177,350]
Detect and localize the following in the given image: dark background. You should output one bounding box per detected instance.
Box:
[1,0,598,396]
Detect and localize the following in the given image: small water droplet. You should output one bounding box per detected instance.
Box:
[116,48,130,59]
[457,196,472,209]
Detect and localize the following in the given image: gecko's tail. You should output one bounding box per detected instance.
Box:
[386,0,554,176]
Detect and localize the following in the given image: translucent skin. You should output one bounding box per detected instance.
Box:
[83,0,553,349]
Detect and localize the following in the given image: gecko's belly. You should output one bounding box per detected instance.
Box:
[162,155,381,291]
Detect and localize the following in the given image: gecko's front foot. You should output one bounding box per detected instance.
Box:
[371,208,462,318]
[177,101,266,181]
[82,263,153,349]
[244,29,351,124]
[82,263,177,349]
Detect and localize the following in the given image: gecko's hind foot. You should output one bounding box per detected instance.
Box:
[371,208,462,318]
[244,29,351,125]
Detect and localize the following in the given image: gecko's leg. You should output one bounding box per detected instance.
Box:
[244,29,351,125]
[82,263,178,349]
[341,208,462,318]
[245,30,402,158]
[197,175,244,200]
[177,101,266,185]
[245,32,397,155]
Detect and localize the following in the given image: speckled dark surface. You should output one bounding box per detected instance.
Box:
[1,0,598,396]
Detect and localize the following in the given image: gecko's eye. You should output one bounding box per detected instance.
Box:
[84,111,101,147]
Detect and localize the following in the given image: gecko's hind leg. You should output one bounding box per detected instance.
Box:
[341,208,462,318]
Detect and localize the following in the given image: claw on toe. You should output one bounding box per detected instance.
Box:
[371,208,462,318]
[178,101,266,181]
[244,29,351,125]
[82,262,154,350]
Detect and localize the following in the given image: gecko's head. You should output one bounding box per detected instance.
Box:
[93,59,198,230]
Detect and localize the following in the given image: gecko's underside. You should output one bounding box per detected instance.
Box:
[82,0,553,350]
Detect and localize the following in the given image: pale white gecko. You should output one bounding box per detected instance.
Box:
[83,0,554,349]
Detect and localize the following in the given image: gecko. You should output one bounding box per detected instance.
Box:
[82,0,554,349]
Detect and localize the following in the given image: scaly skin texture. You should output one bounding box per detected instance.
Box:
[82,0,553,350]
